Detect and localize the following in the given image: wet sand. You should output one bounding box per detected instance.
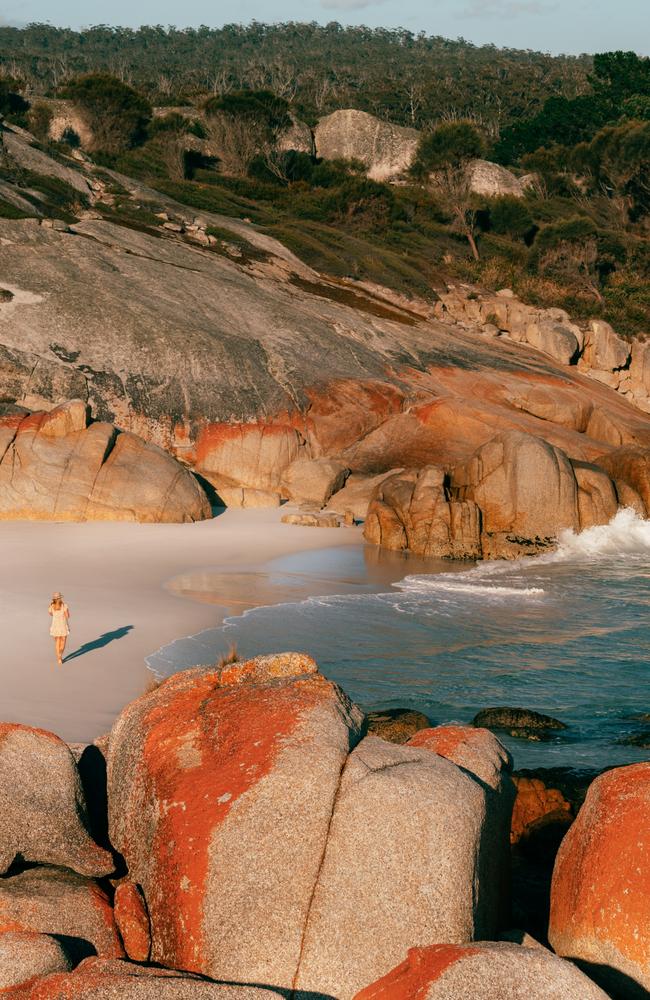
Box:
[0,509,366,742]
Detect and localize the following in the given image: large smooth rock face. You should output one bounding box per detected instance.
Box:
[0,867,123,958]
[314,109,419,181]
[0,401,210,522]
[107,653,364,982]
[451,430,580,558]
[10,957,288,999]
[549,762,650,996]
[0,723,113,876]
[0,932,73,992]
[294,735,506,999]
[353,942,610,1000]
[364,466,482,558]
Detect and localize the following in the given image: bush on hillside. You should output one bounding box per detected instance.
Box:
[62,74,152,154]
[0,78,29,125]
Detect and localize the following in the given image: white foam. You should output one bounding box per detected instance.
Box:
[547,507,650,562]
[395,509,650,600]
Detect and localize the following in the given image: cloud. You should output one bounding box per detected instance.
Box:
[320,0,385,10]
[460,0,558,16]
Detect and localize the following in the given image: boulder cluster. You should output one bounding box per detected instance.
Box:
[364,428,648,559]
[0,654,646,998]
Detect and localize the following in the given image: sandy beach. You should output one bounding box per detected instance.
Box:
[0,509,365,743]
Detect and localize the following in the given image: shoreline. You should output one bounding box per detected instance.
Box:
[0,508,371,743]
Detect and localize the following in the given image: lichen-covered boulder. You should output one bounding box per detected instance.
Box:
[0,932,73,993]
[294,735,509,999]
[0,723,113,876]
[0,401,211,522]
[0,867,123,958]
[107,653,363,982]
[10,957,287,999]
[549,762,650,996]
[353,942,610,1000]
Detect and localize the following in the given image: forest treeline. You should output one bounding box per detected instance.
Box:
[0,22,591,135]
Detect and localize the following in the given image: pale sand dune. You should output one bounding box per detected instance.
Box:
[0,509,362,743]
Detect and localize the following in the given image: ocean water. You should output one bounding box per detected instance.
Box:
[148,509,650,769]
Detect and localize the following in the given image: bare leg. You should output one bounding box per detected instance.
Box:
[56,637,63,664]
[60,635,67,661]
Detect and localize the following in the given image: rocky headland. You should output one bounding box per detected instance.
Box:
[1,120,649,548]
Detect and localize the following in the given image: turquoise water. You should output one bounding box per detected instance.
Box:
[149,510,650,770]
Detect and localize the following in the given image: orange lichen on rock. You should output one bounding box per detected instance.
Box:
[113,881,150,962]
[408,725,475,758]
[549,762,650,992]
[354,945,478,1000]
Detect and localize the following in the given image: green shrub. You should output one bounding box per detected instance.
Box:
[62,74,152,154]
[0,78,29,125]
[486,195,535,240]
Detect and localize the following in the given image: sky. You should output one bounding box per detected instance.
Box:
[0,0,647,57]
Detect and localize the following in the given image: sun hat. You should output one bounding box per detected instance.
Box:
[52,592,63,599]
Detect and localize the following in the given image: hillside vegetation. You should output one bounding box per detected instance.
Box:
[0,26,648,337]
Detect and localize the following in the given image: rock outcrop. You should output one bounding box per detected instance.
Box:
[353,942,610,1000]
[407,726,514,930]
[113,881,151,963]
[2,135,650,537]
[314,109,419,181]
[0,401,210,522]
[0,723,113,876]
[549,762,650,996]
[0,867,124,958]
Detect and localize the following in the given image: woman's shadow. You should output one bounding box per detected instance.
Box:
[64,626,134,662]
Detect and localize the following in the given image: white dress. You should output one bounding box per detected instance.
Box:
[49,604,69,637]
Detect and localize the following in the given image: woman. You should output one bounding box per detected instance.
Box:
[49,592,70,665]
